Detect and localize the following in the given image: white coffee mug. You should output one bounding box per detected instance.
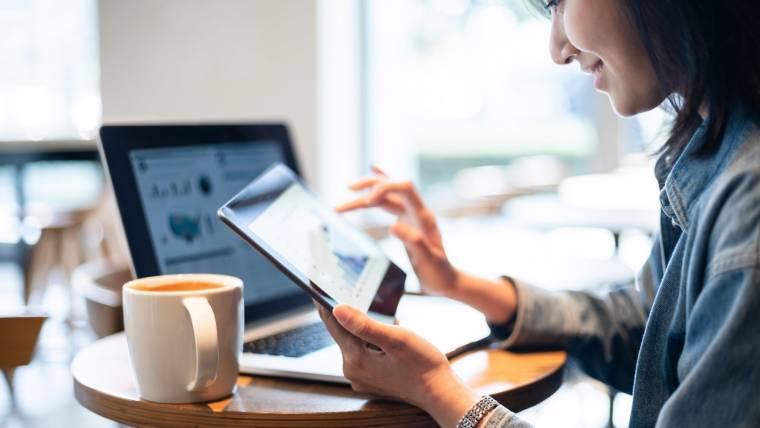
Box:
[122,274,243,403]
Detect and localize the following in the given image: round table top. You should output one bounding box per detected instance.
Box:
[73,333,565,427]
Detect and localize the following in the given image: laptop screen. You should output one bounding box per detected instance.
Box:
[127,141,301,306]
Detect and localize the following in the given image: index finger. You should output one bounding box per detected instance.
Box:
[367,181,425,211]
[334,196,372,213]
[348,177,382,191]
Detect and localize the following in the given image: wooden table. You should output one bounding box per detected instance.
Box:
[73,333,565,427]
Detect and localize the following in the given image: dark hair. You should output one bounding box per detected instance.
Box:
[526,0,760,162]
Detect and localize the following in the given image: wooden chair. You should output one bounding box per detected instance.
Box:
[0,312,47,403]
[22,220,70,305]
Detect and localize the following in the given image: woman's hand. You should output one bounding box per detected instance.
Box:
[336,166,460,297]
[317,303,479,427]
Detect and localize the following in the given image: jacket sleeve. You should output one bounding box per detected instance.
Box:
[482,405,534,428]
[474,245,660,428]
[489,236,661,394]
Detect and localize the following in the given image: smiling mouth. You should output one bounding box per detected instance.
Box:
[587,60,604,76]
[594,61,604,76]
[584,60,605,90]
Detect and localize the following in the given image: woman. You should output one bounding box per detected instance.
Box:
[318,0,760,426]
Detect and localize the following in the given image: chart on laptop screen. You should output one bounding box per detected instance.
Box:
[128,142,299,304]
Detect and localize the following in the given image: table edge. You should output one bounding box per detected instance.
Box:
[73,353,566,427]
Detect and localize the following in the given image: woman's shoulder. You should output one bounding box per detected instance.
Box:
[699,114,760,279]
[727,106,760,168]
[704,104,760,192]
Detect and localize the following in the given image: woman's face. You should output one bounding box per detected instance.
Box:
[548,0,664,116]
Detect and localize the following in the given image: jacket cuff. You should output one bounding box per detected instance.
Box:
[482,404,533,428]
[488,278,566,350]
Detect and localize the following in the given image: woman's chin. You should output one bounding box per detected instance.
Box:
[607,87,666,118]
[606,92,638,117]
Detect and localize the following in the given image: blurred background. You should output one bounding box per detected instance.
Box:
[0,0,668,427]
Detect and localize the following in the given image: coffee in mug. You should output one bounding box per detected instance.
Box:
[131,281,224,293]
[123,274,243,403]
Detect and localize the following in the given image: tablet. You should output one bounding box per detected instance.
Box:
[217,163,406,317]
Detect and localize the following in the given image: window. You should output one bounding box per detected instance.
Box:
[0,0,102,239]
[362,0,667,200]
[0,0,100,141]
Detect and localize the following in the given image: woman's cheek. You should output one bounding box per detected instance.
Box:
[560,1,599,54]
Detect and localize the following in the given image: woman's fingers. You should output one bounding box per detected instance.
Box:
[333,305,404,353]
[334,189,407,214]
[348,177,382,191]
[334,197,373,213]
[340,169,425,217]
[347,165,389,191]
[380,195,405,215]
[337,182,423,215]
[368,181,425,211]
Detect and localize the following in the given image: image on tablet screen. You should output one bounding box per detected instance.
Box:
[248,182,390,312]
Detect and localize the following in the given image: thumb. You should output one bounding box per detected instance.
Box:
[333,304,400,350]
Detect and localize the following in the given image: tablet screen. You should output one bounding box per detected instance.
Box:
[249,182,391,312]
[219,164,405,316]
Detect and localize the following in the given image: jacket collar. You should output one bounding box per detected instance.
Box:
[654,106,757,231]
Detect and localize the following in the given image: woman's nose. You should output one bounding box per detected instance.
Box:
[549,15,579,65]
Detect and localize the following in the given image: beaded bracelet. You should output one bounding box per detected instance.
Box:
[456,395,500,428]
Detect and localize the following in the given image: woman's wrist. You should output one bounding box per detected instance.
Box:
[449,270,517,324]
[418,370,480,428]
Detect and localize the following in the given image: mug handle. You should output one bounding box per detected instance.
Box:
[183,297,219,391]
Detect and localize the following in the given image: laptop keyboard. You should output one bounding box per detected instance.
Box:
[243,322,335,358]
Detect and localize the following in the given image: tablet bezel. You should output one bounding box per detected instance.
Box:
[217,163,406,318]
[98,123,316,324]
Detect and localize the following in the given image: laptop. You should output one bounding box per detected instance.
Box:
[99,123,491,383]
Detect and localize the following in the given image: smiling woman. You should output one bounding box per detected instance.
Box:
[320,0,760,427]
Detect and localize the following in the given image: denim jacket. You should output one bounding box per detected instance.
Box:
[484,106,760,428]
